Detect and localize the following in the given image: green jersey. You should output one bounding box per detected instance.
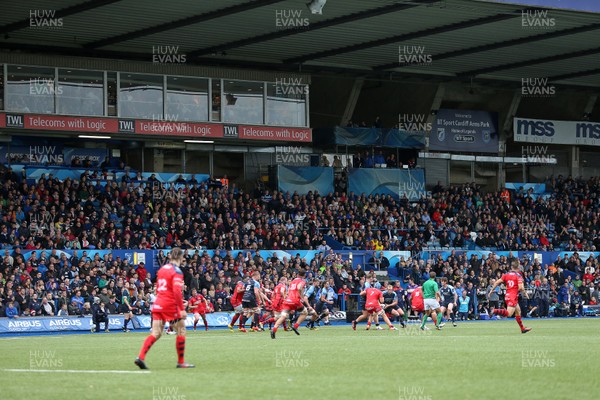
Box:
[422,279,439,299]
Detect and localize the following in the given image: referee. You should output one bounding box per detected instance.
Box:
[421,272,445,331]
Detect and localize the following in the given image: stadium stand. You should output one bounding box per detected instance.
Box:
[1,166,599,321]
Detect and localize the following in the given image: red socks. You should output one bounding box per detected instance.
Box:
[515,316,524,330]
[494,309,509,317]
[138,335,157,361]
[231,314,240,325]
[176,336,186,364]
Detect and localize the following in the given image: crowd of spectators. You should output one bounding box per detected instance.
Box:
[1,243,598,320]
[1,167,600,319]
[3,167,596,254]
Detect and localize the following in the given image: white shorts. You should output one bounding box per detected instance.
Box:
[424,299,441,311]
[234,304,243,313]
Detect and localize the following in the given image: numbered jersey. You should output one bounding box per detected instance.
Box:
[502,271,523,299]
[364,288,382,307]
[152,263,185,314]
[286,278,306,303]
[411,287,424,311]
[242,279,260,303]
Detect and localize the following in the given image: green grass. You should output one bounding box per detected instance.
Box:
[0,319,598,400]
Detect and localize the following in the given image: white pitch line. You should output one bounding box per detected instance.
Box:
[0,368,150,374]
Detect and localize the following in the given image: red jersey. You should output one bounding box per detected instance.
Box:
[230,281,245,307]
[411,287,424,311]
[286,278,306,303]
[502,271,523,299]
[189,294,207,313]
[272,283,286,311]
[152,263,185,314]
[364,287,382,306]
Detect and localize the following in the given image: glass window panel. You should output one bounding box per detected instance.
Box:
[6,65,55,114]
[119,73,163,119]
[223,80,264,125]
[166,76,208,122]
[107,72,117,116]
[57,69,104,116]
[266,82,307,127]
[211,79,221,122]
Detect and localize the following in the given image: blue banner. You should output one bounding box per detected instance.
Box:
[136,313,234,329]
[0,145,64,165]
[382,129,426,148]
[430,109,498,153]
[21,249,156,278]
[505,182,546,194]
[278,166,334,195]
[63,148,107,167]
[314,127,425,149]
[333,126,380,146]
[476,0,600,13]
[348,168,426,200]
[0,313,238,334]
[0,315,126,333]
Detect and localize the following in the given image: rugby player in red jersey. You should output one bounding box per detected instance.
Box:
[265,277,288,329]
[488,260,532,334]
[188,289,209,331]
[135,248,195,369]
[228,279,246,331]
[271,269,316,338]
[351,286,397,331]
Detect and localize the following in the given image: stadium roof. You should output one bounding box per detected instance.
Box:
[1,0,599,88]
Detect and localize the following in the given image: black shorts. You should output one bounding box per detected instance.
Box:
[118,304,131,314]
[242,300,257,309]
[315,302,331,313]
[441,301,454,309]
